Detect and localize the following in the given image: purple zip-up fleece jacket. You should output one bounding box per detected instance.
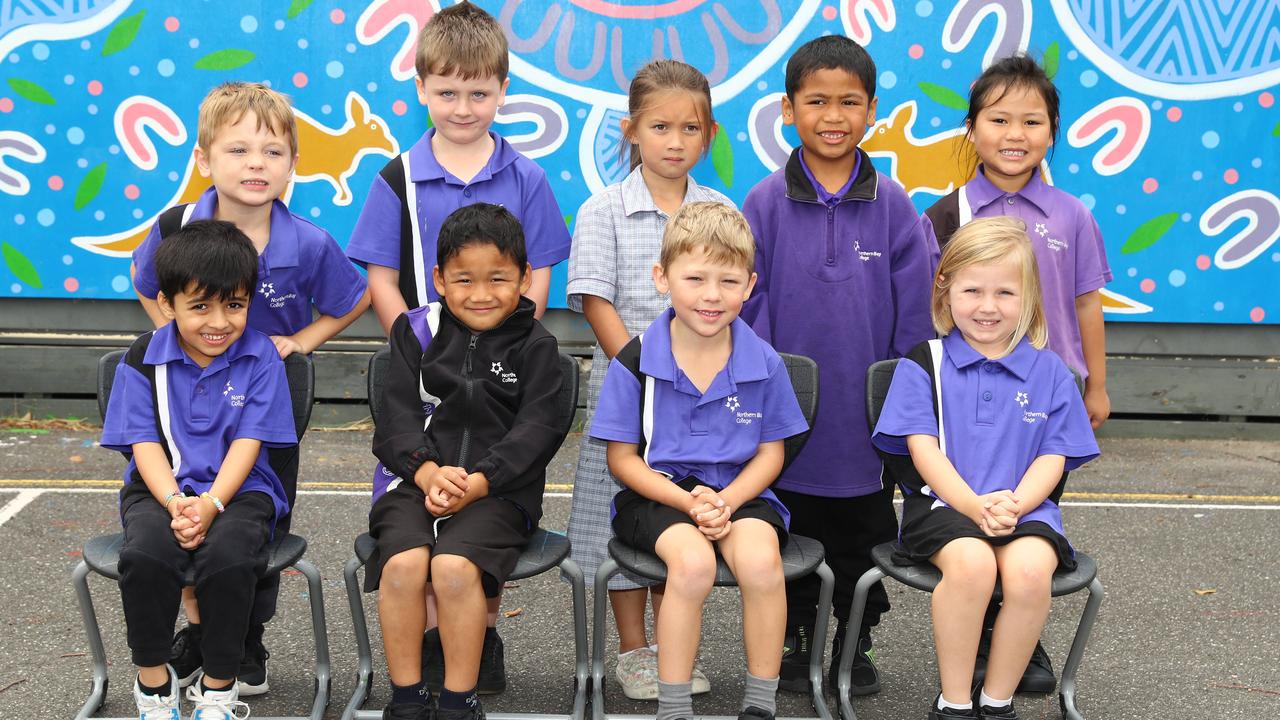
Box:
[741,147,936,497]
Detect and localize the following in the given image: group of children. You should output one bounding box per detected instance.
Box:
[98,3,1108,720]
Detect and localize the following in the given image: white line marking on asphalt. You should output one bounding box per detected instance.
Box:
[0,489,42,527]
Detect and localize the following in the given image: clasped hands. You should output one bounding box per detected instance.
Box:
[686,485,733,541]
[168,495,216,550]
[417,462,489,516]
[973,490,1021,537]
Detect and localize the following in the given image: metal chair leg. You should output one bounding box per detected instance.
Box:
[810,561,836,720]
[294,557,331,720]
[73,560,110,720]
[590,559,619,720]
[836,567,886,720]
[559,558,590,720]
[1059,576,1104,720]
[342,554,374,720]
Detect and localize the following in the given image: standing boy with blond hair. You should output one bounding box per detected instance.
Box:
[130,80,370,696]
[347,2,572,693]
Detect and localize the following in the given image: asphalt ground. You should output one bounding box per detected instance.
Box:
[0,429,1277,719]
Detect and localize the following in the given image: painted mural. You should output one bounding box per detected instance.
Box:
[1,0,1276,325]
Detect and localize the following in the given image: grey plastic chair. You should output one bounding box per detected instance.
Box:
[590,353,835,720]
[342,348,587,720]
[834,359,1104,720]
[74,349,330,720]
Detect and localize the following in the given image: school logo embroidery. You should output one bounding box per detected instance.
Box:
[223,380,234,396]
[725,395,740,411]
[1034,222,1048,238]
[1015,391,1029,407]
[726,395,763,425]
[491,361,503,374]
[224,380,246,407]
[258,282,275,298]
[491,361,518,384]
[1017,390,1047,424]
[854,239,883,262]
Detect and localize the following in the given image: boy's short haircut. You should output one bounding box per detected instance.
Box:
[197,81,298,157]
[785,35,877,99]
[155,219,259,301]
[415,1,509,82]
[659,201,755,272]
[437,203,528,273]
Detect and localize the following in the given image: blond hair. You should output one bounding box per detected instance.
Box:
[623,60,715,171]
[415,1,508,81]
[932,216,1047,355]
[197,82,297,156]
[659,202,754,273]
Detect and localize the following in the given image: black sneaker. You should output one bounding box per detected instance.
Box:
[168,624,202,688]
[977,701,1019,720]
[238,623,270,696]
[832,625,880,697]
[422,628,445,693]
[437,699,485,720]
[927,695,977,719]
[477,627,506,695]
[778,624,814,693]
[738,706,776,720]
[383,701,436,720]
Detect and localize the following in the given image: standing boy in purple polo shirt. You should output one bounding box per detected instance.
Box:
[740,36,936,697]
[130,81,370,695]
[103,220,297,720]
[592,202,808,720]
[346,3,571,691]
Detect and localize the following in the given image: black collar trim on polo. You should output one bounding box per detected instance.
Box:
[784,146,879,203]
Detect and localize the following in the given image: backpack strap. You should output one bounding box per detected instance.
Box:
[613,335,654,465]
[157,203,196,239]
[403,303,443,413]
[379,153,428,309]
[121,332,179,474]
[923,189,964,250]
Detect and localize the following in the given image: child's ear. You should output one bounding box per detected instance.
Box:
[866,96,878,126]
[497,77,510,107]
[651,263,669,294]
[415,75,429,106]
[619,116,635,144]
[780,94,794,126]
[194,145,211,178]
[156,292,178,321]
[743,271,758,300]
[518,263,533,294]
[432,265,446,297]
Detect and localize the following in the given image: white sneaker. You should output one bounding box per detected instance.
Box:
[185,679,250,720]
[614,647,713,699]
[133,666,181,720]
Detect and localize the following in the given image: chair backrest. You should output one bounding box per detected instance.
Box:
[367,347,581,439]
[779,352,819,470]
[97,347,315,441]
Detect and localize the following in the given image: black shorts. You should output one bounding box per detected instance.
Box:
[612,476,788,553]
[365,480,532,595]
[895,492,1075,571]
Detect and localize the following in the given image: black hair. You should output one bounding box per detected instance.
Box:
[965,54,1061,147]
[155,219,258,302]
[785,35,877,99]
[437,203,527,274]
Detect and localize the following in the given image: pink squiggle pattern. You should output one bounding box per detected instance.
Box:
[1200,189,1280,271]
[113,96,187,172]
[841,0,895,45]
[568,0,708,19]
[1066,97,1150,176]
[356,0,439,82]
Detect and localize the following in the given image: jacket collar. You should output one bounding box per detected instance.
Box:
[438,295,537,337]
[784,146,878,204]
[967,166,1053,217]
[943,331,1036,381]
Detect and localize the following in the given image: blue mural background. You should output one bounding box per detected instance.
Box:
[1,0,1277,325]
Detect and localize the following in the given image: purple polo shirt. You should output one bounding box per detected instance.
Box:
[872,332,1099,538]
[346,129,571,298]
[589,309,809,528]
[741,148,936,498]
[101,325,298,521]
[959,168,1112,376]
[132,188,368,338]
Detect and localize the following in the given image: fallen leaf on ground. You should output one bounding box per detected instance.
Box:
[1194,588,1217,596]
[503,608,523,618]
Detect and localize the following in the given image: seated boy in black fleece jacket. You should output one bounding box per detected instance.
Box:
[367,203,564,720]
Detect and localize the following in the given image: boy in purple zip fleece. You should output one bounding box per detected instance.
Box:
[740,35,936,698]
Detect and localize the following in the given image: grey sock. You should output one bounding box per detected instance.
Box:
[742,672,779,714]
[657,680,693,720]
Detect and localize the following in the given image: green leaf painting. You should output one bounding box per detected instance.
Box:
[102,11,145,56]
[7,78,55,105]
[75,163,108,211]
[712,123,734,188]
[1273,121,1280,137]
[1121,212,1179,254]
[194,49,256,71]
[1043,42,1060,80]
[287,0,316,19]
[2,243,42,289]
[918,82,968,111]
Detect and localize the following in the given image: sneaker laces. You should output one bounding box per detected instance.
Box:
[136,692,180,720]
[186,684,250,720]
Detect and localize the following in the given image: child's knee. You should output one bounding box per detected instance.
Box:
[939,542,997,591]
[999,562,1053,605]
[382,547,430,593]
[430,553,481,597]
[734,550,784,593]
[664,545,716,595]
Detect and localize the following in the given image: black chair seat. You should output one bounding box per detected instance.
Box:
[353,528,571,583]
[869,542,1099,599]
[607,534,826,588]
[83,532,309,584]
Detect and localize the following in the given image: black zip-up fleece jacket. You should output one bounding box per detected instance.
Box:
[373,297,563,526]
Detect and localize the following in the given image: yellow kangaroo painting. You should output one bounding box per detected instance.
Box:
[72,92,398,257]
[861,100,975,197]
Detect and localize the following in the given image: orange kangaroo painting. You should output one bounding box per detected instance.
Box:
[72,92,398,257]
[861,100,976,197]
